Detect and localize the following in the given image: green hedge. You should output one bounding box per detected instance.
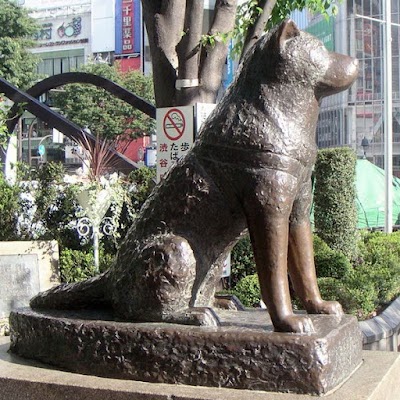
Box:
[230,236,256,286]
[356,231,400,304]
[313,235,352,279]
[60,247,114,283]
[229,231,400,319]
[314,148,358,260]
[231,274,261,307]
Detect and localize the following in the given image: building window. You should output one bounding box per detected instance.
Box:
[37,50,85,77]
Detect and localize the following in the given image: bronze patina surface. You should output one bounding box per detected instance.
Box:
[29,20,359,334]
[9,308,362,395]
[10,19,363,395]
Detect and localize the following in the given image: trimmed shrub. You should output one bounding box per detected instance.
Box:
[314,148,358,260]
[317,276,377,319]
[313,235,352,279]
[357,231,400,304]
[230,236,256,286]
[60,247,114,283]
[232,274,261,307]
[127,167,156,209]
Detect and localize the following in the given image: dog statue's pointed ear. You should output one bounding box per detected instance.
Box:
[277,19,300,47]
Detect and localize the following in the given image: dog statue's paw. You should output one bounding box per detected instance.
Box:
[164,307,221,326]
[306,300,344,317]
[274,314,315,334]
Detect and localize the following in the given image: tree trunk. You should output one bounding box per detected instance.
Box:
[141,0,237,108]
[141,0,277,108]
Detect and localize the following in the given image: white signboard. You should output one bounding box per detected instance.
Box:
[156,106,194,182]
[222,252,231,278]
[195,103,216,135]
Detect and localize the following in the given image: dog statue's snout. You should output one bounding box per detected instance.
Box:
[348,57,359,78]
[317,54,359,98]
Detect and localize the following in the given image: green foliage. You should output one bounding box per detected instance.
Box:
[316,231,400,319]
[317,276,377,319]
[357,231,400,304]
[230,235,256,286]
[225,230,400,319]
[127,167,156,210]
[53,62,155,140]
[0,171,20,240]
[60,246,114,283]
[233,0,339,57]
[0,0,39,89]
[12,162,158,266]
[314,148,358,260]
[0,99,11,150]
[269,0,339,27]
[17,162,81,249]
[313,235,352,279]
[232,274,261,307]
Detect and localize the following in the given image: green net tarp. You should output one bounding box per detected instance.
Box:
[356,159,400,229]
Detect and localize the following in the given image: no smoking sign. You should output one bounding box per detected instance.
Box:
[163,108,186,140]
[156,106,194,182]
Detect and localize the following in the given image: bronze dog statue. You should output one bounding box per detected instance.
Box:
[31,20,359,333]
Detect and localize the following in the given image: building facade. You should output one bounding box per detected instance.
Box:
[17,0,146,167]
[306,0,400,174]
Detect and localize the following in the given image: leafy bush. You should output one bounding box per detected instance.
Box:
[16,161,82,249]
[0,172,20,240]
[356,231,400,304]
[313,235,352,279]
[231,274,261,307]
[127,167,156,210]
[317,276,377,319]
[230,236,256,286]
[60,247,114,283]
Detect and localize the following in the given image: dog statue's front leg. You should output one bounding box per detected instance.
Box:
[246,209,314,334]
[288,219,343,318]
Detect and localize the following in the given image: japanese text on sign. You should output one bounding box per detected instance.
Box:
[122,0,134,53]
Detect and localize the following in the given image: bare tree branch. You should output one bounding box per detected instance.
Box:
[240,0,277,61]
[199,0,237,103]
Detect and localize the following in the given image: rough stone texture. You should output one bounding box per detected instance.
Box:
[0,254,39,318]
[9,309,362,395]
[0,240,60,292]
[1,334,399,400]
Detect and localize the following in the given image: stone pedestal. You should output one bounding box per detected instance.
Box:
[9,308,362,396]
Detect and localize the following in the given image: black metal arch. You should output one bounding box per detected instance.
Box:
[6,71,156,135]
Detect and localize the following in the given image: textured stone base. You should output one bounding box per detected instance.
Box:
[9,308,362,395]
[2,335,400,400]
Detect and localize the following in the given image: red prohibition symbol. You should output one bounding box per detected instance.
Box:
[163,108,186,141]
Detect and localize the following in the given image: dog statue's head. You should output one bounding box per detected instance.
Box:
[238,19,359,101]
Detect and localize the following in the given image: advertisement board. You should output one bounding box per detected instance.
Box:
[115,0,141,55]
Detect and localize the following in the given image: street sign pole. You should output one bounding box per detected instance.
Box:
[384,0,393,233]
